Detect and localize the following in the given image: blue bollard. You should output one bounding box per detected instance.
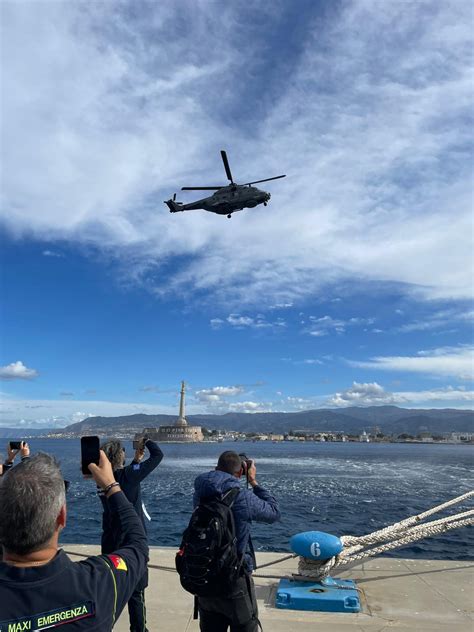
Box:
[276,531,361,613]
[290,531,343,560]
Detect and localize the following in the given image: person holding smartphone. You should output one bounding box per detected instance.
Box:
[100,437,163,632]
[2,441,30,474]
[0,451,149,630]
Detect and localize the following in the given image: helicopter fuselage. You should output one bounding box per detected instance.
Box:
[179,185,270,215]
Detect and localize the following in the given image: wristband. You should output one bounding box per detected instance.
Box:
[102,482,120,495]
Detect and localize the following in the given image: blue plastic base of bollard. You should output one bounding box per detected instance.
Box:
[275,576,361,613]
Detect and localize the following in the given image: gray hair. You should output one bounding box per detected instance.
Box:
[0,453,66,555]
[101,439,124,471]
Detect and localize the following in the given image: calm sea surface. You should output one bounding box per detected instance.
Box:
[13,439,474,560]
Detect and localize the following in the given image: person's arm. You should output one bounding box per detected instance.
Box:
[127,439,163,482]
[245,460,281,523]
[4,443,19,469]
[87,452,149,617]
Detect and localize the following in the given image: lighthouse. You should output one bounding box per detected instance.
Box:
[140,381,203,442]
[176,380,187,426]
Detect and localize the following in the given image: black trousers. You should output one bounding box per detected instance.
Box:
[128,587,148,632]
[198,575,259,632]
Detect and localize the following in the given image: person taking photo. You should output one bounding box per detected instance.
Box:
[0,451,149,630]
[101,437,163,632]
[192,450,280,632]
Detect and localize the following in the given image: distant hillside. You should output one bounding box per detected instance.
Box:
[0,427,54,439]
[48,407,474,438]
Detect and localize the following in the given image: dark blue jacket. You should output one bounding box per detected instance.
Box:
[193,470,280,571]
[0,492,148,631]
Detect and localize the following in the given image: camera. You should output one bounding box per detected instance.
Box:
[9,441,23,450]
[238,453,253,487]
[238,453,252,472]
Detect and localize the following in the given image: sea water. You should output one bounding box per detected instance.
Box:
[11,439,473,560]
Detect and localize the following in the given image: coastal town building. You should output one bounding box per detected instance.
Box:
[138,381,203,443]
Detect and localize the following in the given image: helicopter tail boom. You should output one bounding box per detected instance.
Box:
[164,198,183,213]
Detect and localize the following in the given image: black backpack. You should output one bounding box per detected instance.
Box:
[176,488,242,597]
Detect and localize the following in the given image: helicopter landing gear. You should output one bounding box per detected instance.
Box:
[227,214,232,219]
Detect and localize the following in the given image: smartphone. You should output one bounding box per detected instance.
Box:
[9,441,22,450]
[133,436,147,450]
[80,436,100,475]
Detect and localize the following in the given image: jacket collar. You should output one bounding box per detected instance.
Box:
[0,549,71,583]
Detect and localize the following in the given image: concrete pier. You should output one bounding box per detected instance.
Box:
[65,546,474,631]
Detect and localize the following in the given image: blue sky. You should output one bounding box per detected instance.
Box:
[1,0,473,428]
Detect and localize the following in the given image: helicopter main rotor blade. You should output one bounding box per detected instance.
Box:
[243,175,286,186]
[181,186,223,190]
[221,150,234,184]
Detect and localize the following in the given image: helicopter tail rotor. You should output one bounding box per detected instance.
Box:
[164,196,183,213]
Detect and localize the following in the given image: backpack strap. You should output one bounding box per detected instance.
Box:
[248,534,257,570]
[221,487,240,506]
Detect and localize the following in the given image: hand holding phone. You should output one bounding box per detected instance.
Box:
[81,436,100,476]
[7,442,22,463]
[87,450,116,491]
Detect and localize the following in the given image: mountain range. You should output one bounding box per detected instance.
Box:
[45,406,473,438]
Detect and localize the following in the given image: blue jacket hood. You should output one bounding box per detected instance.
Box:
[194,469,240,499]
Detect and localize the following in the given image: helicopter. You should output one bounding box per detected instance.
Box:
[165,150,285,218]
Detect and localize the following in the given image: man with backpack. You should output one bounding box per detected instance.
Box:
[178,450,280,632]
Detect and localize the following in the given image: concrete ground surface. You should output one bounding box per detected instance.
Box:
[65,545,474,632]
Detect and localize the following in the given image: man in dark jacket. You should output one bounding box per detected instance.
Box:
[0,451,148,630]
[193,450,280,632]
[101,437,163,632]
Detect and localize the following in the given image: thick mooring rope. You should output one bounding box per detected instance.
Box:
[341,490,474,550]
[295,491,474,581]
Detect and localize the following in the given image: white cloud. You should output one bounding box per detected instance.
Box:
[195,386,245,401]
[282,357,324,366]
[227,315,255,327]
[42,250,63,257]
[269,302,293,310]
[349,346,474,380]
[194,385,246,412]
[327,381,474,408]
[328,382,394,407]
[193,385,273,414]
[1,1,472,308]
[212,314,286,330]
[0,361,38,380]
[306,315,374,337]
[210,318,225,329]
[228,401,272,413]
[397,309,474,333]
